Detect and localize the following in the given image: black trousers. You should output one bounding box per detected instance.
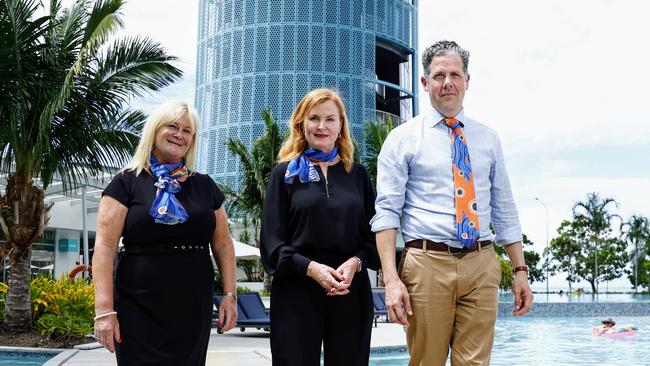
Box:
[270,270,373,366]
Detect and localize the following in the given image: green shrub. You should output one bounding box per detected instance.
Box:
[30,276,94,340]
[236,287,255,294]
[214,270,261,295]
[214,269,223,294]
[0,281,7,322]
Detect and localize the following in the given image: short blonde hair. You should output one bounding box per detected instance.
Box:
[124,100,200,175]
[278,88,354,172]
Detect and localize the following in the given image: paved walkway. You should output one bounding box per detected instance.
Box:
[61,322,406,365]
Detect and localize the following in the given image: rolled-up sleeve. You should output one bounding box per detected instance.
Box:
[489,135,522,245]
[370,129,410,233]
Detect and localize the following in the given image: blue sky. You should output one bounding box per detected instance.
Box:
[104,0,650,291]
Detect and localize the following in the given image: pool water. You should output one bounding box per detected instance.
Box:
[500,293,650,303]
[369,316,650,366]
[0,351,55,365]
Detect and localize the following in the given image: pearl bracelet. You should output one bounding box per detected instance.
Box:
[94,311,117,321]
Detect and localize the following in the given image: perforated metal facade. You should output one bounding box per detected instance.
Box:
[195,0,418,188]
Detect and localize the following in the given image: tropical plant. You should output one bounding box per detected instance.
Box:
[236,217,264,282]
[0,0,182,330]
[521,234,545,284]
[492,228,544,290]
[548,216,628,293]
[222,108,283,233]
[571,192,622,293]
[497,256,513,291]
[0,281,7,322]
[621,215,650,292]
[362,117,393,186]
[30,275,94,341]
[222,108,284,292]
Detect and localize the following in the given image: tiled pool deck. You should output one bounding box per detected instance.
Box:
[58,322,406,365]
[18,300,649,365]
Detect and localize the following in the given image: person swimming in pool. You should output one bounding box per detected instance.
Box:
[594,317,616,335]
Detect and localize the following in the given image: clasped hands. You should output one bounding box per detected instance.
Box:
[307,258,358,296]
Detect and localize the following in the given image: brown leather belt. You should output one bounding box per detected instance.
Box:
[405,239,492,256]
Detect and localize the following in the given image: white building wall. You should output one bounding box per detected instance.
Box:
[47,201,98,231]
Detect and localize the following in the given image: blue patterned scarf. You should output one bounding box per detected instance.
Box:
[284,148,338,184]
[149,155,189,225]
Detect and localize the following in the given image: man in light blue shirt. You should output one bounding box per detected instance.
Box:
[371,40,533,366]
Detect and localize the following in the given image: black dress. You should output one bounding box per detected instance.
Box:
[261,161,380,366]
[103,170,224,366]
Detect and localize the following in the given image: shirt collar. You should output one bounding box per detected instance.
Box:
[427,106,466,128]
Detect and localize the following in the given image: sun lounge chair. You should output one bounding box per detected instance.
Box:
[373,291,389,327]
[214,292,270,332]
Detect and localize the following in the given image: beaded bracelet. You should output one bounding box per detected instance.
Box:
[94,311,117,321]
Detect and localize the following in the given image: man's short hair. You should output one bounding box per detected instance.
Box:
[421,40,470,75]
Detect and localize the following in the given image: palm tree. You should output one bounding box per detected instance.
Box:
[0,0,182,330]
[222,108,282,232]
[222,108,283,292]
[362,116,393,187]
[621,215,650,292]
[572,192,621,293]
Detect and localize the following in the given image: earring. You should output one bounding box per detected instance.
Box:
[338,132,341,138]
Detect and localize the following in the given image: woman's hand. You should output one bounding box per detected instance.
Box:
[94,313,121,353]
[217,295,237,333]
[333,257,359,295]
[307,261,350,296]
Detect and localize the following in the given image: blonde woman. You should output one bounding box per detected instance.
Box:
[92,101,237,365]
[261,88,379,366]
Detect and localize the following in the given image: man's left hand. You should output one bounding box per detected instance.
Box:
[512,272,533,316]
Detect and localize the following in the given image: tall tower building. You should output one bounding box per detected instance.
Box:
[195,0,418,187]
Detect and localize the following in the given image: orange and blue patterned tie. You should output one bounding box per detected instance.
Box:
[444,118,480,248]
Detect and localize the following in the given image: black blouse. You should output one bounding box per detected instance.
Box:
[102,170,224,245]
[261,161,380,278]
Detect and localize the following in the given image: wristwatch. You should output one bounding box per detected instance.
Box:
[513,265,528,274]
[353,256,362,273]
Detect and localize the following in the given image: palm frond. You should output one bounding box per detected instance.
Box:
[95,36,182,99]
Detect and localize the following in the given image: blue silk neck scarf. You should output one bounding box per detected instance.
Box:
[284,148,338,185]
[149,155,189,225]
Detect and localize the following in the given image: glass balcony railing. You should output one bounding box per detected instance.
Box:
[375,110,407,127]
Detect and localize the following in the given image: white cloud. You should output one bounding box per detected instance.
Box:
[418,0,650,155]
[516,176,650,250]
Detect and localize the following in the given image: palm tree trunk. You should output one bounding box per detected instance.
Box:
[1,173,51,331]
[255,225,273,293]
[635,244,639,293]
[263,272,273,293]
[4,248,32,329]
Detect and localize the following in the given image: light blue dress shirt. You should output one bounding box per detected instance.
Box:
[370,106,522,248]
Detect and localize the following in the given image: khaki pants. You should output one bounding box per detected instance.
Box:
[399,245,501,366]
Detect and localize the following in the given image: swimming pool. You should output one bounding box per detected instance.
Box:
[0,351,54,365]
[369,316,650,366]
[500,293,650,303]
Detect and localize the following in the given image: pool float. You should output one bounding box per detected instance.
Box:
[592,324,638,338]
[68,264,92,278]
